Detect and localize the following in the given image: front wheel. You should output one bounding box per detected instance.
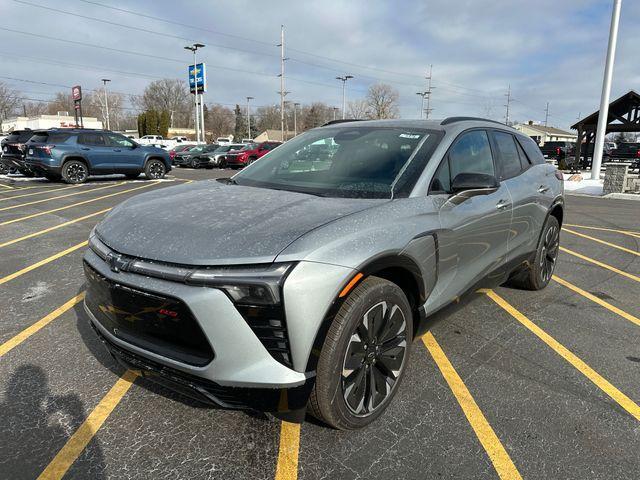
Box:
[308,276,413,430]
[507,215,560,290]
[144,159,166,180]
[190,158,200,169]
[61,160,88,184]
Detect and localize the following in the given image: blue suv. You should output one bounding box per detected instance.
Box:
[24,129,171,183]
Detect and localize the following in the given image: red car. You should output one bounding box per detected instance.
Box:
[223,141,281,168]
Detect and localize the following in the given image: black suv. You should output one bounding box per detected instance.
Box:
[1,129,36,176]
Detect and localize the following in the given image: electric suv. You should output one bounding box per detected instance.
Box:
[83,118,564,429]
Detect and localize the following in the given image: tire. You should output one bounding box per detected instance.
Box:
[308,276,413,430]
[61,160,88,184]
[125,173,140,180]
[507,215,560,290]
[247,156,257,165]
[190,158,200,169]
[144,159,166,180]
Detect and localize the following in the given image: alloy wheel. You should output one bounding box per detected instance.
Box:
[539,224,559,283]
[148,161,165,179]
[341,301,408,417]
[67,163,87,183]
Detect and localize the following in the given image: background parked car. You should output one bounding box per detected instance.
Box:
[610,142,640,160]
[172,144,219,168]
[203,143,244,167]
[223,141,282,168]
[169,144,196,163]
[24,129,171,183]
[1,129,36,176]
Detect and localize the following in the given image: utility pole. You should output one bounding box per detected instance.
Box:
[336,75,354,119]
[293,102,299,137]
[544,102,550,128]
[101,78,111,130]
[277,25,289,141]
[246,96,253,140]
[424,65,434,119]
[185,43,205,142]
[504,84,512,125]
[592,0,622,180]
[416,91,429,119]
[333,107,338,120]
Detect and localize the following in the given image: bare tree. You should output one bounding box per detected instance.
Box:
[46,92,75,115]
[366,83,400,119]
[132,79,192,127]
[347,99,370,119]
[23,101,48,116]
[256,105,281,132]
[88,90,125,130]
[0,82,21,128]
[205,103,234,140]
[301,102,334,130]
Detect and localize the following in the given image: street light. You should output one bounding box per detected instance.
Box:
[185,43,205,142]
[336,75,353,119]
[416,91,429,119]
[101,78,111,130]
[246,96,254,140]
[293,102,300,136]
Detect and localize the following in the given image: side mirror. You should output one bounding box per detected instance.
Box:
[451,173,499,193]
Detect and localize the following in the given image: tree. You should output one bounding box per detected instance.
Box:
[301,102,334,130]
[366,83,400,119]
[255,105,281,132]
[205,103,234,140]
[613,132,634,144]
[145,110,159,135]
[159,110,170,138]
[347,99,370,119]
[132,79,191,127]
[137,113,146,136]
[87,90,125,130]
[0,82,21,128]
[45,92,75,116]
[23,101,48,116]
[234,104,245,140]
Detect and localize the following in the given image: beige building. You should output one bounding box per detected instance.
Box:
[513,122,577,145]
[1,113,103,133]
[253,129,296,142]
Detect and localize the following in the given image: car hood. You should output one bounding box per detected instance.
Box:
[95,180,384,265]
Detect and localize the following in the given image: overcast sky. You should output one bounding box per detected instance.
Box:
[1,0,638,129]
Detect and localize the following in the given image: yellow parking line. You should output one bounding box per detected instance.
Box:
[0,293,85,357]
[0,240,87,285]
[0,182,15,190]
[0,181,159,227]
[482,289,640,422]
[0,208,111,249]
[552,275,640,327]
[0,184,79,203]
[559,246,640,283]
[0,181,123,212]
[422,332,522,480]
[274,421,301,480]
[563,228,640,257]
[37,370,138,480]
[564,223,640,239]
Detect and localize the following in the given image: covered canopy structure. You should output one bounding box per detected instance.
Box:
[571,90,640,163]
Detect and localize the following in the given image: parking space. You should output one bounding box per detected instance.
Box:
[0,171,639,480]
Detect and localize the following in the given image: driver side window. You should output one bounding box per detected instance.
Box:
[106,134,134,148]
[431,130,495,193]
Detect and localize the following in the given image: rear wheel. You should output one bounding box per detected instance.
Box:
[308,276,412,430]
[61,160,88,184]
[507,215,560,290]
[190,158,200,169]
[247,156,257,165]
[144,159,166,179]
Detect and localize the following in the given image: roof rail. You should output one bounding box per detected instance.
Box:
[440,117,507,126]
[321,119,363,127]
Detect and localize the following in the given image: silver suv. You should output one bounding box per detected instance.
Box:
[83,118,564,429]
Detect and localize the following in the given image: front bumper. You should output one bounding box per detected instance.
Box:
[224,155,247,167]
[82,245,354,411]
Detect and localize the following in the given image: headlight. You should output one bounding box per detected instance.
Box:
[185,263,293,305]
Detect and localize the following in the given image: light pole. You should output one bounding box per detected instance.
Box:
[333,107,338,121]
[101,78,111,130]
[185,43,205,142]
[416,91,428,119]
[246,96,254,140]
[592,0,622,180]
[293,102,299,137]
[336,75,353,119]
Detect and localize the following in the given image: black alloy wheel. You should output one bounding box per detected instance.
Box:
[145,159,166,179]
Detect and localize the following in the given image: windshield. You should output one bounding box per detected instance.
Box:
[187,145,205,153]
[239,143,258,151]
[233,126,442,198]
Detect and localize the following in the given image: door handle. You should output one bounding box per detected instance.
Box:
[113,149,122,152]
[496,199,510,211]
[81,147,90,151]
[538,185,549,193]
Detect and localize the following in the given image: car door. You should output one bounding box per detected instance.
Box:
[105,133,141,171]
[76,133,112,171]
[426,129,512,311]
[490,130,539,260]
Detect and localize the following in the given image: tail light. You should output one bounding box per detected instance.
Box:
[40,145,55,155]
[636,150,640,158]
[554,169,564,181]
[556,147,561,155]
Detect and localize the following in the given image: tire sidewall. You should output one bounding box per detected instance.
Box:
[62,160,88,184]
[145,159,166,179]
[316,277,413,429]
[531,215,560,289]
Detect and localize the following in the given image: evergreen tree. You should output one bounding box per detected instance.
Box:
[145,109,159,135]
[137,113,146,136]
[158,110,170,138]
[234,104,245,141]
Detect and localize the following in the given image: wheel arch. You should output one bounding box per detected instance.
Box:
[61,155,90,173]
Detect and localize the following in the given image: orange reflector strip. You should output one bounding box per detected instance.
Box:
[339,273,363,298]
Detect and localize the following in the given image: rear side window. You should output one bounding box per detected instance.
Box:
[29,133,70,144]
[493,131,523,179]
[7,131,34,143]
[78,133,107,146]
[517,136,545,165]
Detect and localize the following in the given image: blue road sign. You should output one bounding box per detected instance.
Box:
[188,63,207,93]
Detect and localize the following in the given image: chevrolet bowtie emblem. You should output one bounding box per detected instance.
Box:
[106,252,128,273]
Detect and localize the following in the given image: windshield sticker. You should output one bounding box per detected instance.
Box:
[399,133,421,139]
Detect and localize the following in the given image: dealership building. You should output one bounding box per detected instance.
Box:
[1,113,103,133]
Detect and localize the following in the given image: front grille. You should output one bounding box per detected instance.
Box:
[236,305,292,368]
[84,262,214,366]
